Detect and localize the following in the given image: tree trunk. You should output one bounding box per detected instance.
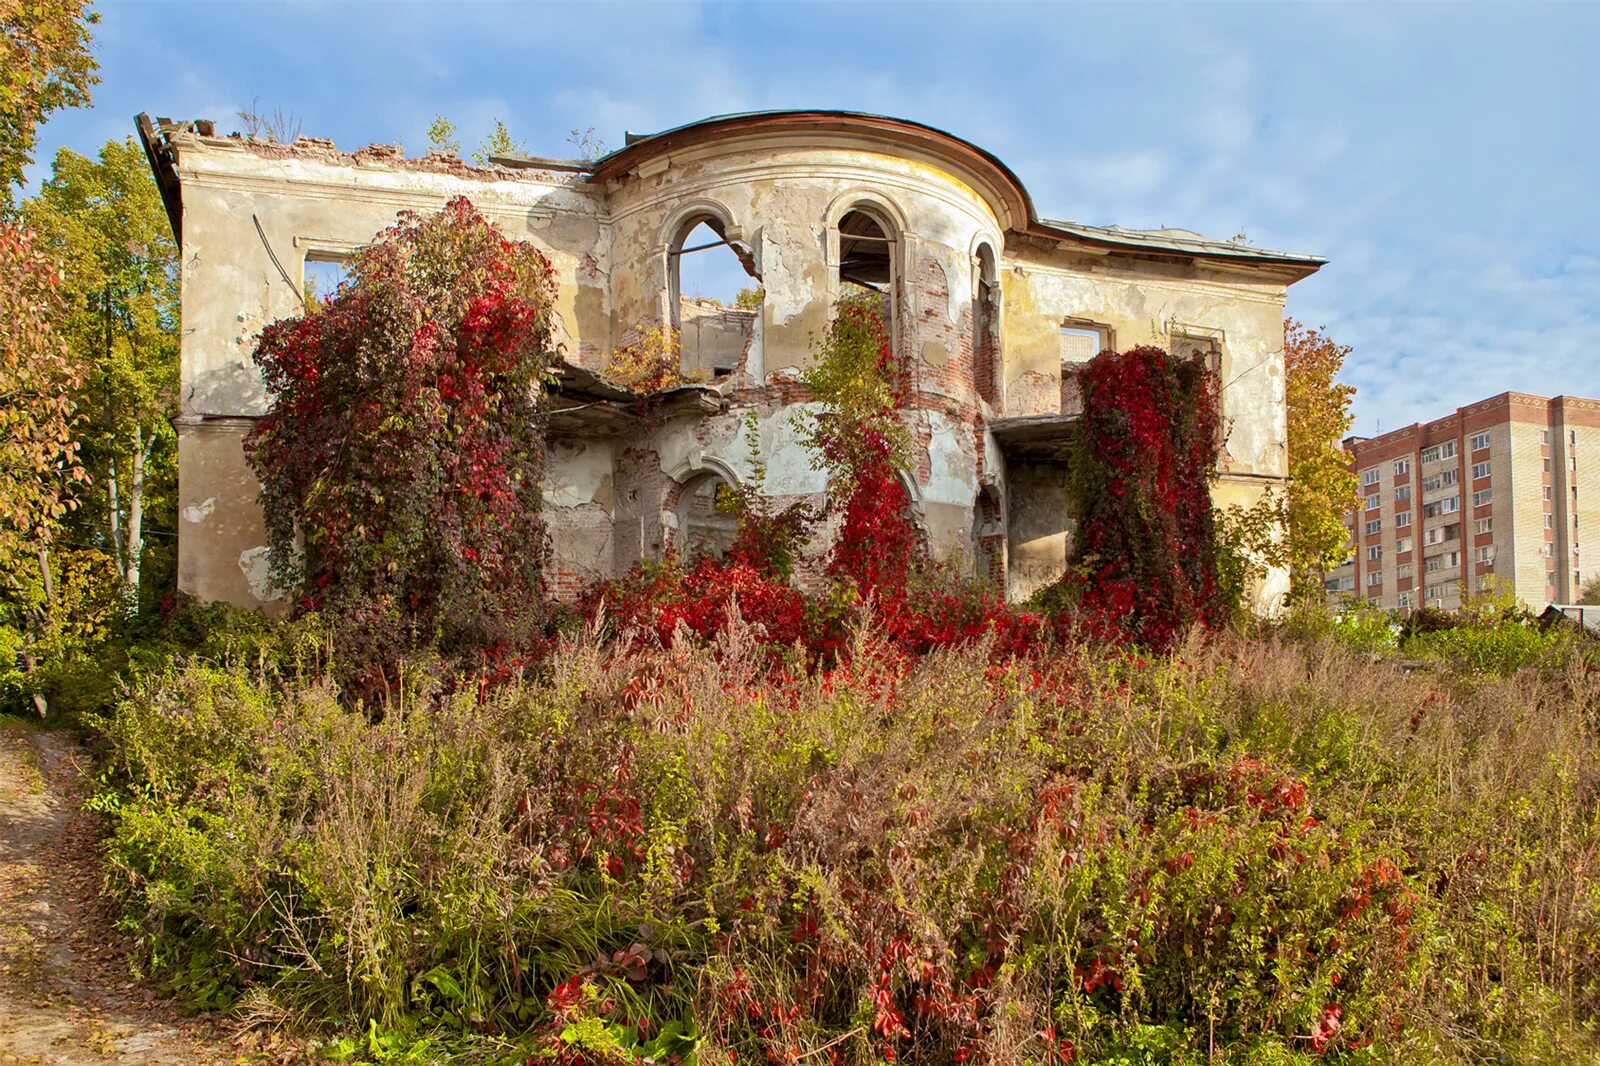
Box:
[122,425,149,612]
[107,451,125,575]
[25,548,55,717]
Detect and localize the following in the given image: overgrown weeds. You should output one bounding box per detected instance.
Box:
[90,616,1600,1063]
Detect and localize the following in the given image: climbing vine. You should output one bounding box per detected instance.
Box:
[1059,346,1226,650]
[245,197,559,696]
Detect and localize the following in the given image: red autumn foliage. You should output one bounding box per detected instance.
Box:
[245,197,559,698]
[1060,345,1226,651]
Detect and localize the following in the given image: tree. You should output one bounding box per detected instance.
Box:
[1283,319,1359,599]
[246,197,559,698]
[23,137,179,612]
[0,0,98,209]
[1579,575,1600,606]
[426,114,460,156]
[0,223,87,713]
[472,118,525,165]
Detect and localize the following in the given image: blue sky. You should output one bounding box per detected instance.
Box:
[29,0,1599,436]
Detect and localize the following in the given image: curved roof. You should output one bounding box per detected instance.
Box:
[587,110,1324,274]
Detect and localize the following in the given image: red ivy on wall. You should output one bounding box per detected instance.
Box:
[1064,346,1226,651]
[245,197,560,698]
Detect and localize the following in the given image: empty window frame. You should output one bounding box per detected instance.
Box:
[973,244,1000,406]
[1059,320,1112,416]
[675,471,739,560]
[670,216,760,379]
[836,206,898,309]
[302,253,352,304]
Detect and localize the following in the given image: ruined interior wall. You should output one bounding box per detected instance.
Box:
[545,438,617,601]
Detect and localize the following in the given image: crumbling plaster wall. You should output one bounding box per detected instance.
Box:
[998,245,1294,612]
[601,140,1006,562]
[167,128,1299,616]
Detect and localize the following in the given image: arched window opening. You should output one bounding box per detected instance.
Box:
[676,471,738,560]
[836,208,898,338]
[973,485,1005,586]
[671,218,760,381]
[974,243,999,406]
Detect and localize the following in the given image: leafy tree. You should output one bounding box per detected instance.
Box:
[472,118,525,165]
[0,0,98,209]
[23,137,179,611]
[1579,574,1600,606]
[0,223,87,713]
[246,197,560,699]
[1283,319,1359,599]
[425,114,460,156]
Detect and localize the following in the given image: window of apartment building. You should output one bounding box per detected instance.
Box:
[1425,554,1447,574]
[1548,571,1557,586]
[1364,492,1381,511]
[1422,470,1459,491]
[1545,514,1555,529]
[1394,458,1411,477]
[1572,430,1578,446]
[1544,486,1554,501]
[1366,519,1381,535]
[1476,574,1495,592]
[1361,467,1381,487]
[1397,592,1413,608]
[1541,543,1554,557]
[1421,441,1457,462]
[1367,570,1383,587]
[1396,563,1414,580]
[1395,485,1412,502]
[1475,545,1495,564]
[1367,545,1383,562]
[1476,517,1493,534]
[1395,510,1411,528]
[1442,495,1459,513]
[1541,429,1552,444]
[1396,536,1412,554]
[1426,583,1449,602]
[1473,489,1493,507]
[1423,525,1451,546]
[1470,431,1491,451]
[1545,457,1552,472]
[1471,461,1491,479]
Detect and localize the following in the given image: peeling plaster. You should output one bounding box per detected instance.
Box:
[182,496,216,524]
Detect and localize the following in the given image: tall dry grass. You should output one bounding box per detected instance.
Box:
[92,616,1600,1063]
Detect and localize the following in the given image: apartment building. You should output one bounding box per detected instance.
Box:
[1324,392,1600,610]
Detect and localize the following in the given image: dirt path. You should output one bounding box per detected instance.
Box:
[0,720,227,1065]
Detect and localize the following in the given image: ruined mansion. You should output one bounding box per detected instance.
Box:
[137,110,1324,614]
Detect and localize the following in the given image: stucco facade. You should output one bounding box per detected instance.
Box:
[138,110,1322,615]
